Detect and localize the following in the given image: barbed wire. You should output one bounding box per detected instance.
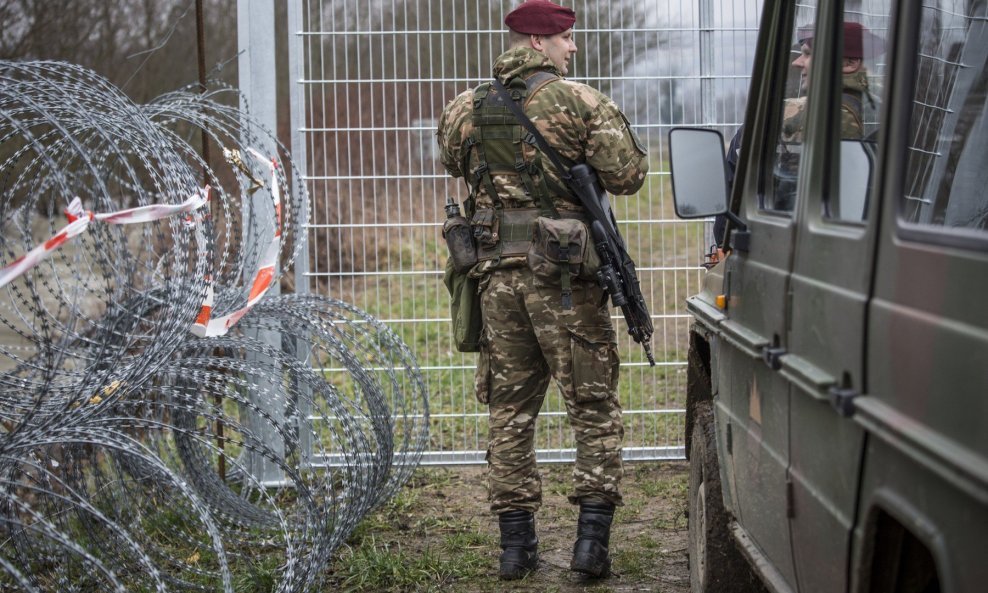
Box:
[0,61,428,592]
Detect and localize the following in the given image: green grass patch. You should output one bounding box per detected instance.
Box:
[640,471,688,500]
[331,538,488,592]
[614,539,661,579]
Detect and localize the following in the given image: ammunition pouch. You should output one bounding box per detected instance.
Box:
[474,208,540,262]
[471,209,499,249]
[527,216,600,307]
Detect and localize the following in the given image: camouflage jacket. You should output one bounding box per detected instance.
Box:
[781,69,873,143]
[437,47,648,215]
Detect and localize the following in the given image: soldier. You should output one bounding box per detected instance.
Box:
[716,21,880,240]
[436,0,648,581]
[781,21,877,142]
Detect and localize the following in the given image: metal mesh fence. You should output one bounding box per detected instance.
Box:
[288,0,763,464]
[904,0,987,220]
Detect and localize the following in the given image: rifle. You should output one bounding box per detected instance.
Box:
[492,79,655,366]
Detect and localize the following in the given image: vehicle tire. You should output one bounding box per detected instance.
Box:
[688,401,766,593]
[685,330,711,462]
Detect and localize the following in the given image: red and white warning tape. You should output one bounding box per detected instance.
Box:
[0,188,210,290]
[1,149,284,338]
[190,148,283,338]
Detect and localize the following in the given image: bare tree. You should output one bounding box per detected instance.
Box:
[0,0,238,102]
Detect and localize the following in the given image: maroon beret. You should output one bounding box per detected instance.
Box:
[797,21,884,59]
[505,0,576,35]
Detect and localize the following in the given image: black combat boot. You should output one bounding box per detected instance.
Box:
[570,501,615,577]
[498,509,539,580]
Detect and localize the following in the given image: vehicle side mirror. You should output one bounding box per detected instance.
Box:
[669,128,730,218]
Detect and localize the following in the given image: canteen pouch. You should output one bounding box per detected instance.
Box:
[443,257,482,352]
[443,215,478,274]
[527,216,600,286]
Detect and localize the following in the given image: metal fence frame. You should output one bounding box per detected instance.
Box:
[286,0,763,465]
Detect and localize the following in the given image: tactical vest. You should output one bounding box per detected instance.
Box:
[461,71,577,265]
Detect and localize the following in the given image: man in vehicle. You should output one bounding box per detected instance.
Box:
[436,0,648,581]
[715,21,880,240]
[781,21,877,142]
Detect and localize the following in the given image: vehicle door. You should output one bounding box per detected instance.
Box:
[781,2,894,591]
[854,2,988,590]
[712,3,822,589]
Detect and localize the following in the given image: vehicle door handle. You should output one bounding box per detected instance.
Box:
[762,345,786,370]
[828,385,859,417]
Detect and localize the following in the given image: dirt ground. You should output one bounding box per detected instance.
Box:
[326,461,690,593]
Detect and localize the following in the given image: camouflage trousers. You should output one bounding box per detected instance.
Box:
[475,266,624,515]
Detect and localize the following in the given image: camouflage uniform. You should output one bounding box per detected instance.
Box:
[437,47,648,514]
[781,69,873,142]
[771,69,874,209]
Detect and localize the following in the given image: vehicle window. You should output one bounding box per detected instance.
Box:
[764,3,819,214]
[827,5,891,223]
[900,2,988,233]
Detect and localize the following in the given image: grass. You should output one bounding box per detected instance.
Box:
[323,462,690,593]
[331,538,488,592]
[329,468,494,592]
[640,470,689,500]
[231,554,283,593]
[613,538,659,579]
[4,460,688,593]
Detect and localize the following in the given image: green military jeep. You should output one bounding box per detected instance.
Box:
[669,1,987,592]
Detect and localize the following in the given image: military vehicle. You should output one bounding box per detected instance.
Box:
[668,0,987,592]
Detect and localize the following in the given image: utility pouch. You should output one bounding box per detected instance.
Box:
[442,257,482,352]
[471,209,499,248]
[475,208,539,262]
[527,217,600,307]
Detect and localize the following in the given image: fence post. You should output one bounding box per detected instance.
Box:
[699,0,715,127]
[238,0,287,486]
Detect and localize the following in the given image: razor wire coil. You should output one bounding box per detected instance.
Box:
[0,61,429,592]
